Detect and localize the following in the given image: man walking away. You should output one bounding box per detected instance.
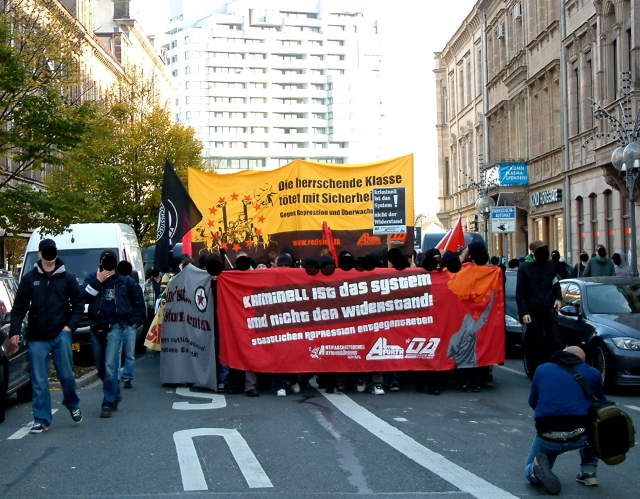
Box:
[516,240,563,377]
[9,239,84,433]
[524,346,603,495]
[83,250,145,418]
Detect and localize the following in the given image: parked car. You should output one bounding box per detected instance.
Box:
[553,277,640,389]
[0,271,31,423]
[504,269,524,353]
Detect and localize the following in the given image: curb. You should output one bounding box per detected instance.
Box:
[51,369,99,389]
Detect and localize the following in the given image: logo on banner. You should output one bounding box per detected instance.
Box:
[194,286,208,312]
[405,337,441,359]
[156,199,178,242]
[366,337,404,360]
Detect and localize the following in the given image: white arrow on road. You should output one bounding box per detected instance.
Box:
[173,428,273,491]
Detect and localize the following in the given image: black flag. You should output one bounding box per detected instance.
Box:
[154,160,203,271]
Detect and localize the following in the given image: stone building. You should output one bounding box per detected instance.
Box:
[435,0,639,266]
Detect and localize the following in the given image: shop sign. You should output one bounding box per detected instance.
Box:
[530,188,563,207]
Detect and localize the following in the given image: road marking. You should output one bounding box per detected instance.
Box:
[497,365,528,377]
[172,387,226,410]
[8,409,58,440]
[173,428,273,491]
[321,392,519,499]
[624,405,640,412]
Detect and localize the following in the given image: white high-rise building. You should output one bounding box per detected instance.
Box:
[164,0,383,170]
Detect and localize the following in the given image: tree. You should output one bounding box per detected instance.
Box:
[0,0,95,189]
[2,71,205,246]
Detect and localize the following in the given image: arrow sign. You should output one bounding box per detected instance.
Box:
[491,207,516,233]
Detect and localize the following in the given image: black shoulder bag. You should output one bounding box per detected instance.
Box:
[558,364,635,465]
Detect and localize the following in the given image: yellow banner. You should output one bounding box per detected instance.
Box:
[188,155,414,258]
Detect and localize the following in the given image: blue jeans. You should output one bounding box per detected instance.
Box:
[91,324,125,411]
[120,325,136,381]
[28,330,80,426]
[524,433,598,483]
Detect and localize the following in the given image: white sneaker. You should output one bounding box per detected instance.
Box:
[372,384,385,395]
[291,383,300,393]
[356,381,366,393]
[276,388,286,397]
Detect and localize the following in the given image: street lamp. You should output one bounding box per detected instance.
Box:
[475,195,496,245]
[611,142,640,277]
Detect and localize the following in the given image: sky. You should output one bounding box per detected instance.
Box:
[132,0,479,219]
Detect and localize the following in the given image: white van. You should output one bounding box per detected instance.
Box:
[21,223,145,363]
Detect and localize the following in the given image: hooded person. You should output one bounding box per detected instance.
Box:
[516,240,563,377]
[421,248,442,271]
[573,251,590,278]
[582,245,616,277]
[551,250,570,279]
[612,251,630,277]
[82,249,145,417]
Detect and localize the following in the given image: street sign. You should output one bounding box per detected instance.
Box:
[491,206,516,233]
[372,187,406,234]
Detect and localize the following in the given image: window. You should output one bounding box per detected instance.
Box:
[312,98,325,105]
[589,193,599,252]
[172,70,178,77]
[621,193,631,255]
[562,283,582,309]
[604,190,613,254]
[312,83,325,90]
[171,40,177,48]
[313,127,326,134]
[184,36,190,44]
[313,142,326,148]
[171,55,178,63]
[311,69,324,75]
[576,196,584,252]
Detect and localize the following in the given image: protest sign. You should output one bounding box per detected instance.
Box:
[217,264,505,373]
[160,264,217,390]
[188,155,414,261]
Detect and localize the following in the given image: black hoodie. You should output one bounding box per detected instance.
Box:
[515,258,561,319]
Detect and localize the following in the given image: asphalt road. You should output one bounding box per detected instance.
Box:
[1,353,639,499]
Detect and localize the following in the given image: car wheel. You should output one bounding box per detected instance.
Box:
[0,363,7,423]
[592,344,614,390]
[16,380,32,403]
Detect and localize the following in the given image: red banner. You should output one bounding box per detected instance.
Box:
[217,264,505,373]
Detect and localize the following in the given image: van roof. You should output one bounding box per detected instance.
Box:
[25,223,137,252]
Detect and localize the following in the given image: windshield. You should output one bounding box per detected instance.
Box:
[23,248,118,285]
[586,284,640,314]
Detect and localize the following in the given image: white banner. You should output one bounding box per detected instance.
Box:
[160,264,217,390]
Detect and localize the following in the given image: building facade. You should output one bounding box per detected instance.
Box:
[164,0,383,170]
[436,0,640,266]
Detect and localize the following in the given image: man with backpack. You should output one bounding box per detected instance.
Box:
[524,346,604,495]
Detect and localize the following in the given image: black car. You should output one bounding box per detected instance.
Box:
[554,277,640,389]
[0,271,31,422]
[504,270,524,352]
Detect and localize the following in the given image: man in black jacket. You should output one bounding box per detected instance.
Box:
[9,239,85,433]
[83,250,145,418]
[516,240,563,377]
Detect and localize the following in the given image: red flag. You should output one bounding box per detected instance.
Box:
[435,216,465,252]
[322,221,338,263]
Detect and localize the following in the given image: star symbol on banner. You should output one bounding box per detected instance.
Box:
[207,220,215,227]
[255,228,263,235]
[218,197,225,203]
[253,203,262,210]
[233,243,242,251]
[210,233,218,240]
[220,242,228,249]
[245,239,253,247]
[258,216,266,223]
[244,195,252,201]
[231,192,239,200]
[209,207,217,214]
